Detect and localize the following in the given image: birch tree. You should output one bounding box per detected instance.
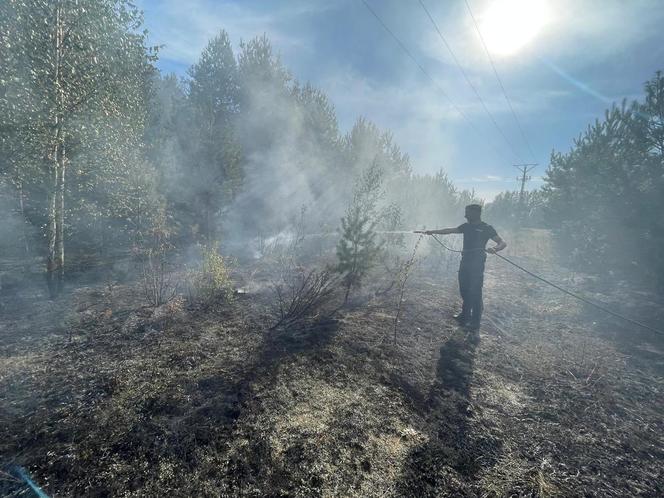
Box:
[0,0,155,297]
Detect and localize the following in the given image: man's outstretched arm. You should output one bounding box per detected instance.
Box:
[414,227,462,235]
[486,235,507,254]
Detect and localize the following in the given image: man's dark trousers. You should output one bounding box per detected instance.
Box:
[458,253,486,326]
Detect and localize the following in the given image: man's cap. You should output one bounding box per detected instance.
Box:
[465,204,482,212]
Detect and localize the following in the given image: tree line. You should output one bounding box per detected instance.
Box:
[0,0,474,298]
[486,71,664,290]
[4,0,659,296]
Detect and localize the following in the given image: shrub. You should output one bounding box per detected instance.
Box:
[186,244,234,304]
[138,222,177,307]
[272,268,339,329]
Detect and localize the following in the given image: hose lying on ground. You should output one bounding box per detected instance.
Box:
[427,233,664,336]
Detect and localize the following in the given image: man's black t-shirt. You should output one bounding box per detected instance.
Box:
[457,222,498,254]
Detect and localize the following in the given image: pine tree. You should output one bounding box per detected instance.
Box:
[183,31,242,242]
[542,71,664,289]
[336,163,384,302]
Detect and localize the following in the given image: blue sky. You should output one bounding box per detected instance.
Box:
[136,0,664,200]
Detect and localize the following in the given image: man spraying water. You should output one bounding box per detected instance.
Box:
[416,204,507,331]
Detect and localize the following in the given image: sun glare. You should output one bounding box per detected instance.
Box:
[481,0,549,55]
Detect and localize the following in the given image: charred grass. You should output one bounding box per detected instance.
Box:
[1,258,663,496]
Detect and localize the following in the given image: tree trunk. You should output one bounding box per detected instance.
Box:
[47,2,64,299]
[136,185,142,244]
[18,182,30,257]
[55,143,66,294]
[343,281,351,304]
[46,164,58,299]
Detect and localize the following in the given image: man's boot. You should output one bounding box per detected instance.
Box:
[453,305,470,325]
[466,320,480,331]
[468,307,481,332]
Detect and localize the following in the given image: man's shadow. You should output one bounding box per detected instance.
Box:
[397,327,499,496]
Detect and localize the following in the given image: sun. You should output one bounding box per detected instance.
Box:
[480,0,549,56]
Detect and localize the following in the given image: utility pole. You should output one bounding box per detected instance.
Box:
[515,164,537,203]
[514,163,537,225]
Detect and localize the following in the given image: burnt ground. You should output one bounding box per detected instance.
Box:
[1,251,663,497]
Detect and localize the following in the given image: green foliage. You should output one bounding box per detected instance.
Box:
[484,190,546,230]
[188,31,239,119]
[336,163,384,300]
[237,34,291,105]
[337,208,381,300]
[186,244,235,304]
[379,202,405,249]
[0,0,155,161]
[292,83,340,153]
[181,32,243,241]
[543,71,664,289]
[343,117,411,182]
[398,170,479,230]
[0,0,157,291]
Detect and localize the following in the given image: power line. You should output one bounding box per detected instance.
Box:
[359,0,516,164]
[463,0,538,163]
[416,0,524,163]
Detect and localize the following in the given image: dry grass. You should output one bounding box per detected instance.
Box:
[1,255,663,496]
